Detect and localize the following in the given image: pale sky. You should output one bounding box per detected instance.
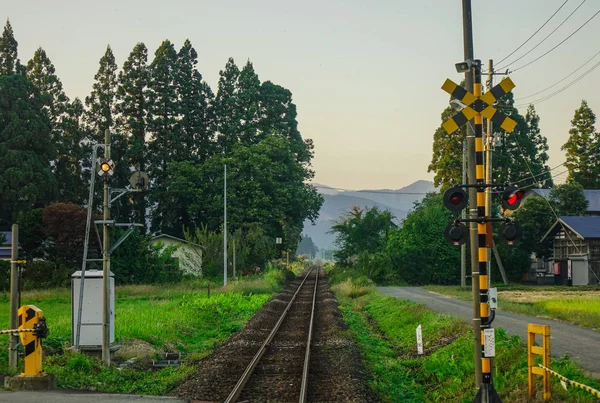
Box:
[2,0,599,189]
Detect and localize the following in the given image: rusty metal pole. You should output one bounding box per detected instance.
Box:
[102,129,111,365]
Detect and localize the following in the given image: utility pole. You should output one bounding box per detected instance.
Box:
[9,224,18,370]
[461,139,467,288]
[485,59,510,286]
[223,164,227,286]
[102,129,111,365]
[233,238,236,280]
[461,0,482,388]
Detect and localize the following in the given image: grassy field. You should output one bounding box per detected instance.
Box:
[0,267,296,394]
[423,285,600,330]
[328,267,600,402]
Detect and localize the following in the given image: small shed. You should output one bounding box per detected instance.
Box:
[150,234,204,276]
[541,216,600,285]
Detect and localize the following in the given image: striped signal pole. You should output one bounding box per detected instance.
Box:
[473,61,493,386]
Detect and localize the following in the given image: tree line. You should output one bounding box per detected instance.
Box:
[332,87,597,284]
[0,19,323,286]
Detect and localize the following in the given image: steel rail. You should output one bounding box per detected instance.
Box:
[224,266,316,403]
[299,266,319,403]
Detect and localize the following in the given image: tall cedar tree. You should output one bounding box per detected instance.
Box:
[115,42,150,226]
[493,95,552,187]
[259,81,312,163]
[148,40,179,233]
[215,58,240,155]
[0,74,56,224]
[0,19,19,75]
[236,61,261,144]
[176,39,213,162]
[26,48,86,203]
[85,46,130,217]
[562,100,599,188]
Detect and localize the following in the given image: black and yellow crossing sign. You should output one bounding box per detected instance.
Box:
[441,77,517,134]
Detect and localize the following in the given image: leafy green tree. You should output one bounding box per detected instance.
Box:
[0,74,56,224]
[493,98,551,187]
[26,47,86,203]
[115,42,150,225]
[561,100,599,188]
[175,39,213,162]
[0,19,19,75]
[550,182,588,216]
[387,193,460,284]
[330,206,395,266]
[297,234,318,258]
[215,58,240,155]
[512,197,554,260]
[428,104,466,190]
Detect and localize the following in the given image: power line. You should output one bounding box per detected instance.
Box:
[515,47,600,101]
[511,5,600,73]
[311,185,431,195]
[497,0,587,71]
[515,57,600,108]
[496,0,570,66]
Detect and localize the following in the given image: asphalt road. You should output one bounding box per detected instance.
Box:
[0,391,188,403]
[378,286,600,377]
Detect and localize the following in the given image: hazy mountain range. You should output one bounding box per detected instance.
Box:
[303,180,437,250]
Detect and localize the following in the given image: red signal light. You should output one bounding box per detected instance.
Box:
[443,186,468,213]
[502,186,525,211]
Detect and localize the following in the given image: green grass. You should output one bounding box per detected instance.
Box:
[0,267,292,394]
[424,285,600,330]
[332,271,600,402]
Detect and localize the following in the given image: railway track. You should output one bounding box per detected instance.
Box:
[224,266,320,403]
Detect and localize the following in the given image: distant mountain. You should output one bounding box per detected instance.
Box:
[303,180,437,250]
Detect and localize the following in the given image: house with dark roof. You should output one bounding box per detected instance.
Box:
[527,189,600,215]
[0,231,12,260]
[541,216,600,285]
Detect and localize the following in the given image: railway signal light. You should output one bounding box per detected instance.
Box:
[443,186,468,213]
[501,185,525,210]
[97,159,115,178]
[499,220,522,245]
[444,221,468,246]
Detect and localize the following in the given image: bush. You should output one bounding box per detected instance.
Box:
[21,260,74,290]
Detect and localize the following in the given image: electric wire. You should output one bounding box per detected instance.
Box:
[496,0,570,66]
[514,58,600,108]
[496,0,588,71]
[514,47,600,101]
[511,5,600,73]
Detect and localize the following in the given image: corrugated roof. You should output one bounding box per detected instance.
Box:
[530,189,600,212]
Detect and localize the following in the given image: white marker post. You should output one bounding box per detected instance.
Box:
[416,324,423,355]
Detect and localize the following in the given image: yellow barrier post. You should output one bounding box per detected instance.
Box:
[18,305,47,377]
[528,324,551,401]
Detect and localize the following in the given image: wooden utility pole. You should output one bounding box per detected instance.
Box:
[102,129,111,365]
[461,0,482,387]
[485,59,510,286]
[9,224,18,369]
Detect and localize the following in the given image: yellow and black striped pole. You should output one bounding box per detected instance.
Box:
[473,62,492,386]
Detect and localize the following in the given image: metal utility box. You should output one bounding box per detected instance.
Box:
[71,270,114,346]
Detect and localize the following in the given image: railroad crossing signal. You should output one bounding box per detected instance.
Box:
[443,186,468,213]
[501,185,525,211]
[441,77,517,135]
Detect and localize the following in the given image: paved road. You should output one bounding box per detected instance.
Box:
[378,286,600,376]
[0,391,188,403]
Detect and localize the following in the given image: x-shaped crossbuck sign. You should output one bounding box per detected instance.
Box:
[441,77,517,134]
